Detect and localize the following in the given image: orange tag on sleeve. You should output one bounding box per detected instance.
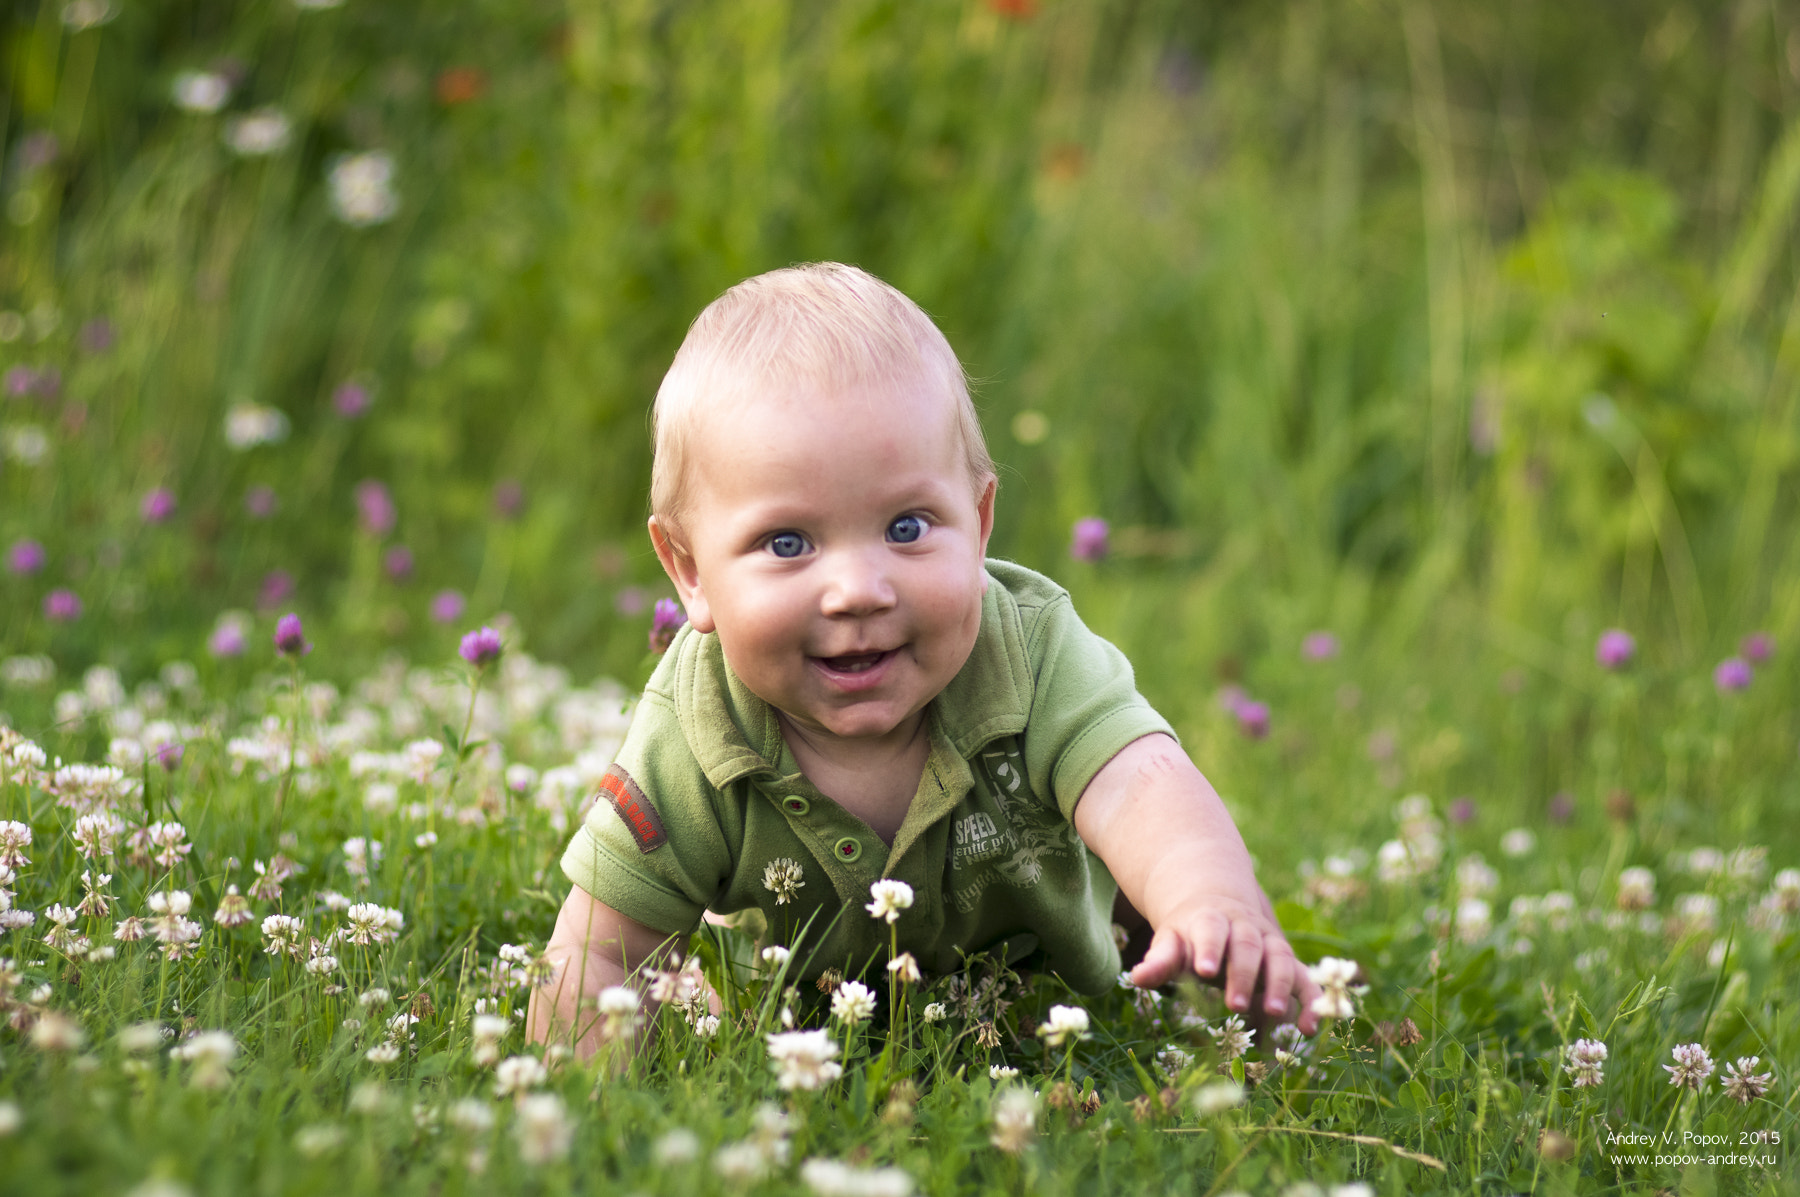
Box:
[598,764,667,852]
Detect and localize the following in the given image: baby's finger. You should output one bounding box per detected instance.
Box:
[1223,922,1264,1013]
[1128,926,1189,990]
[1186,909,1231,984]
[1260,940,1296,1019]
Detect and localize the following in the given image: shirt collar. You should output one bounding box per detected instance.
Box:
[667,564,1033,790]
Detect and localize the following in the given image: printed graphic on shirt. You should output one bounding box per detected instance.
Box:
[598,764,667,852]
[947,739,1081,913]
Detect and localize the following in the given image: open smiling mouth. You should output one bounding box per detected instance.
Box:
[815,649,896,674]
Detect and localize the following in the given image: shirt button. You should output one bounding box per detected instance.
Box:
[833,836,862,862]
[782,796,811,816]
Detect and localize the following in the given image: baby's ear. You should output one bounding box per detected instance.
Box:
[648,516,715,633]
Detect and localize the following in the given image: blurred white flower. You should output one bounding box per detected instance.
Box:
[766,1028,842,1091]
[653,1127,700,1165]
[447,1098,495,1134]
[989,1089,1036,1154]
[365,1042,401,1064]
[1193,1079,1245,1115]
[1038,1004,1090,1048]
[4,425,50,465]
[223,404,289,450]
[493,1054,548,1097]
[1308,956,1366,1020]
[171,71,230,114]
[328,152,399,227]
[61,0,118,31]
[1500,828,1536,858]
[170,1029,236,1088]
[799,1157,915,1197]
[224,108,291,156]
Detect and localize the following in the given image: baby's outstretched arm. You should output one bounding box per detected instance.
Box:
[1074,733,1323,1032]
[527,885,673,1059]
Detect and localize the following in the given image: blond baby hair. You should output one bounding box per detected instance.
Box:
[650,262,996,535]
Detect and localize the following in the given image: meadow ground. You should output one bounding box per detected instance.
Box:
[3,1,1799,1193]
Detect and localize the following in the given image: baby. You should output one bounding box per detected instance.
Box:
[529,263,1320,1054]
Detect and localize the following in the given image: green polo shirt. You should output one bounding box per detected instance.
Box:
[559,559,1173,995]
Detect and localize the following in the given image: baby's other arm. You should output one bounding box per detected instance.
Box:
[1073,733,1323,1032]
[526,884,675,1059]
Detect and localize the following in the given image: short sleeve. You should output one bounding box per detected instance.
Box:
[1016,592,1175,821]
[558,686,736,935]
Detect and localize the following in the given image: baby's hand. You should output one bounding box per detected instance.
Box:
[1128,886,1324,1035]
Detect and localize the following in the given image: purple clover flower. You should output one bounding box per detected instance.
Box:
[1302,631,1340,661]
[649,598,688,654]
[1740,632,1773,663]
[613,586,647,617]
[333,380,372,418]
[1233,698,1270,739]
[1595,629,1635,670]
[3,365,35,398]
[6,539,45,575]
[154,742,184,771]
[459,625,504,667]
[79,318,116,354]
[44,588,82,622]
[258,570,295,611]
[1548,791,1576,824]
[383,546,414,580]
[273,612,311,657]
[1714,657,1753,692]
[17,131,59,171]
[430,590,466,624]
[140,487,177,523]
[208,619,244,658]
[493,479,524,520]
[1449,797,1477,825]
[244,485,278,519]
[355,479,396,536]
[1069,517,1109,563]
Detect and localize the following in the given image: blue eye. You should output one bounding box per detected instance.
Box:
[768,532,808,559]
[887,515,925,544]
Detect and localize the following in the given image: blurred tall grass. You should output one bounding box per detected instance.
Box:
[4,0,1799,730]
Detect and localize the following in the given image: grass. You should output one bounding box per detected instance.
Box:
[3,0,1800,1192]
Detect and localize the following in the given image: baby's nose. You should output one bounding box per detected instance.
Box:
[819,547,897,616]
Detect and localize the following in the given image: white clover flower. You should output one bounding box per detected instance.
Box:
[691,1013,721,1039]
[30,1010,85,1051]
[760,944,791,969]
[766,1028,842,1091]
[0,821,33,869]
[493,1054,548,1097]
[921,1002,947,1023]
[1455,897,1493,943]
[365,1042,401,1064]
[714,1140,775,1182]
[293,1124,345,1158]
[1666,1043,1714,1090]
[117,1022,164,1054]
[171,71,230,114]
[653,1128,701,1165]
[1154,1044,1191,1077]
[471,1013,510,1066]
[989,1089,1036,1154]
[0,1099,19,1135]
[1308,956,1366,1020]
[763,858,806,905]
[171,1029,236,1088]
[328,152,400,227]
[1038,1004,1090,1048]
[224,108,291,156]
[1564,1038,1607,1088]
[1193,1079,1245,1115]
[1206,1014,1254,1060]
[865,879,914,924]
[1500,828,1536,858]
[887,952,921,983]
[1617,866,1657,909]
[447,1098,495,1134]
[223,404,289,450]
[1721,1057,1774,1105]
[799,1157,915,1197]
[830,980,877,1025]
[989,1065,1020,1080]
[61,0,117,31]
[1455,854,1498,896]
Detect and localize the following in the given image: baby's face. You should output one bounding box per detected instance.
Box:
[652,378,994,750]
